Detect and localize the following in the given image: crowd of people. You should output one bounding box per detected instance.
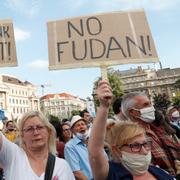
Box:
[0,79,180,180]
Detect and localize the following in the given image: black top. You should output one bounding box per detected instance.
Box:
[107,161,175,180]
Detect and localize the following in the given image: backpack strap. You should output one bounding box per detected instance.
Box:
[44,153,56,180]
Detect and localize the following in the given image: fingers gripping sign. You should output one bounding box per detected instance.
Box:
[97,80,113,108]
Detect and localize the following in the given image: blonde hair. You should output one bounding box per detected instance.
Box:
[18,111,57,155]
[106,121,145,149]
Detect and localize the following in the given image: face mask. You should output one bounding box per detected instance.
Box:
[172,111,180,118]
[139,106,155,123]
[120,151,151,175]
[76,130,89,141]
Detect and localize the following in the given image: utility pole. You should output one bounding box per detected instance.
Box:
[41,85,45,96]
[36,84,51,96]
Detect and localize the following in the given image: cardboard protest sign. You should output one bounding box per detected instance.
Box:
[47,10,158,70]
[0,19,17,67]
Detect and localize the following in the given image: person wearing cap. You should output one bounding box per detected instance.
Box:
[64,115,93,180]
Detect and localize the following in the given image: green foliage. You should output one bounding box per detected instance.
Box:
[108,70,124,98]
[92,69,124,117]
[174,79,180,89]
[153,93,171,110]
[170,79,180,106]
[172,96,180,106]
[48,114,59,121]
[71,110,80,116]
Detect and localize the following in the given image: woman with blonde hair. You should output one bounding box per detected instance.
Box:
[88,80,174,180]
[0,110,74,180]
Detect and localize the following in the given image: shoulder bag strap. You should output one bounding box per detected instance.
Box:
[44,153,56,180]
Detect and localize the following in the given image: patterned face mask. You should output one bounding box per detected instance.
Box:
[120,151,152,175]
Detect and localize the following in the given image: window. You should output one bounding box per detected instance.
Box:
[0,102,3,109]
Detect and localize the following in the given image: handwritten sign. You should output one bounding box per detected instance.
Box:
[47,10,158,70]
[0,19,17,67]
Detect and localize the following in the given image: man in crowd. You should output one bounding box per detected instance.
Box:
[121,92,180,177]
[112,97,126,121]
[64,115,92,180]
[80,109,92,129]
[4,120,17,142]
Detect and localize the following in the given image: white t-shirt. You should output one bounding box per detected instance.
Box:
[0,133,75,180]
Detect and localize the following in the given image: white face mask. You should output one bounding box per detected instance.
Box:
[76,130,89,141]
[139,106,155,123]
[120,151,151,175]
[172,111,180,118]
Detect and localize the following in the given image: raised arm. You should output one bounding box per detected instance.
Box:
[88,80,113,180]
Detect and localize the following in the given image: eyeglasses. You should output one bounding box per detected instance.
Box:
[121,140,152,152]
[63,128,71,132]
[23,125,46,134]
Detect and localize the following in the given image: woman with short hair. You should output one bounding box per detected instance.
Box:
[0,110,74,180]
[88,80,175,180]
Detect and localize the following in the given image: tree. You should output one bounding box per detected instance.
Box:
[172,96,180,106]
[173,79,180,97]
[48,114,59,121]
[174,79,180,89]
[92,69,124,117]
[153,93,171,111]
[71,110,80,116]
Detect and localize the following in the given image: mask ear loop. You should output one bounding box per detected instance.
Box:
[129,108,141,120]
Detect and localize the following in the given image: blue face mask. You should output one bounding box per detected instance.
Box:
[76,130,89,141]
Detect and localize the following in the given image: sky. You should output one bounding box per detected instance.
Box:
[0,0,180,99]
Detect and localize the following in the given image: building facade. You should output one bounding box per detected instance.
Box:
[116,67,180,101]
[0,74,39,120]
[40,93,86,119]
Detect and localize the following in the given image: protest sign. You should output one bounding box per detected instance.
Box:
[47,10,158,70]
[0,19,17,67]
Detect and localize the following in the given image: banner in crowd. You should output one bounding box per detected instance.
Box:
[47,10,159,70]
[0,19,17,67]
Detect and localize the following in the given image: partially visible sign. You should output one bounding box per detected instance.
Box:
[47,10,158,70]
[0,109,5,120]
[0,19,17,67]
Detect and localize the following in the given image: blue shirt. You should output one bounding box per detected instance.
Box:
[64,136,93,180]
